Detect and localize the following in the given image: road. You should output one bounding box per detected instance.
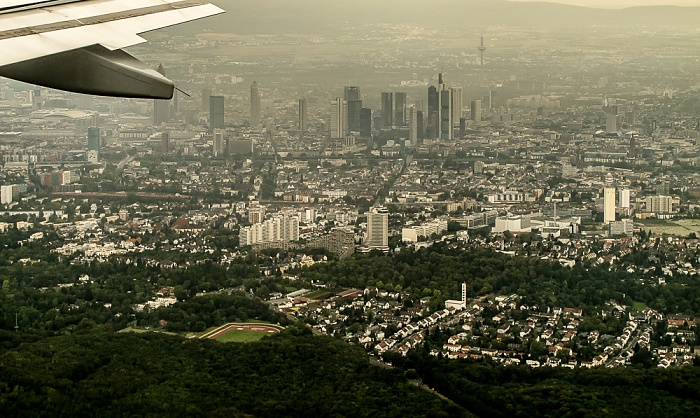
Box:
[117,154,135,170]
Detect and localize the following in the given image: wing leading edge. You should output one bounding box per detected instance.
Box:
[0,0,224,99]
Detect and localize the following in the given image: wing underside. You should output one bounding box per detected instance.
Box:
[0,0,224,99]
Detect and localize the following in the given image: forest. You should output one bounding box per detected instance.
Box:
[387,348,700,417]
[0,329,465,418]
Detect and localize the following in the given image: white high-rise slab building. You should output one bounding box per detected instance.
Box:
[239,212,299,246]
[619,188,631,215]
[1,185,15,204]
[366,206,389,250]
[603,175,616,224]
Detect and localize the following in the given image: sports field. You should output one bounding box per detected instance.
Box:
[200,322,285,343]
[215,329,270,343]
[305,290,333,300]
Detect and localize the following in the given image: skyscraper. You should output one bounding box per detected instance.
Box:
[250,81,260,127]
[330,98,346,139]
[470,100,482,122]
[160,132,170,154]
[427,85,439,138]
[381,92,393,128]
[213,130,225,157]
[408,105,418,143]
[367,206,389,250]
[153,64,170,125]
[209,95,224,133]
[619,188,631,215]
[394,92,407,126]
[416,110,424,139]
[298,97,308,139]
[438,75,452,140]
[345,86,362,135]
[344,86,360,101]
[87,127,100,163]
[450,86,463,127]
[360,107,372,138]
[604,175,616,224]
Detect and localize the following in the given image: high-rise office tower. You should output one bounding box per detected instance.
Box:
[160,132,170,154]
[367,206,389,249]
[437,75,452,140]
[629,135,636,157]
[416,110,424,139]
[439,89,452,139]
[213,130,225,157]
[344,86,360,101]
[373,115,382,131]
[394,92,407,126]
[604,174,616,224]
[427,85,439,138]
[298,97,308,139]
[87,127,100,163]
[209,95,224,133]
[153,64,170,125]
[347,100,362,135]
[250,81,260,127]
[381,92,393,128]
[330,98,346,139]
[450,86,463,127]
[360,107,372,138]
[202,88,212,112]
[344,86,362,135]
[470,100,482,122]
[408,106,418,143]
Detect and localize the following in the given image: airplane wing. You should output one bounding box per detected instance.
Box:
[0,0,224,99]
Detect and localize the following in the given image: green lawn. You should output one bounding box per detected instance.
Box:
[631,301,648,311]
[215,330,271,343]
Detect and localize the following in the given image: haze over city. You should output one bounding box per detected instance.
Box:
[1,0,700,416]
[511,0,700,7]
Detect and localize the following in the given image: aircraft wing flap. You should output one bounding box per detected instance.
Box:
[0,0,223,66]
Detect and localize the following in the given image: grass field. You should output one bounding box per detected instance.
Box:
[214,330,270,343]
[637,219,700,237]
[200,322,285,343]
[631,301,648,311]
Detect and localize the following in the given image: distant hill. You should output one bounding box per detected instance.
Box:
[168,0,700,35]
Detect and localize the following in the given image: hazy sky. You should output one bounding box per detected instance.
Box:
[510,0,700,8]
